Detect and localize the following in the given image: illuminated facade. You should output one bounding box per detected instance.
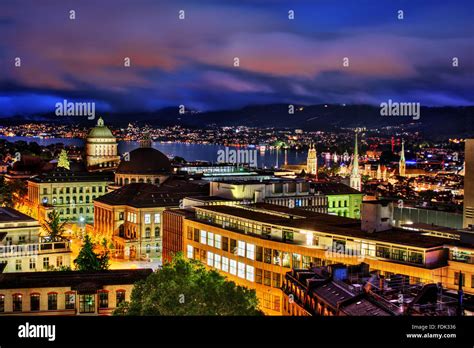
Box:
[0,269,151,315]
[86,117,120,171]
[174,203,474,315]
[0,207,71,273]
[26,171,113,224]
[464,139,474,229]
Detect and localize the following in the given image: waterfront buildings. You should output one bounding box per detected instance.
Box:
[0,269,152,315]
[0,207,71,273]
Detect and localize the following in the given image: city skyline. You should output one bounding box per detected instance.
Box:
[1,0,474,117]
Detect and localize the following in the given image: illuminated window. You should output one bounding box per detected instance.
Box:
[246,265,254,282]
[237,262,245,279]
[230,259,237,275]
[79,294,95,313]
[237,241,246,257]
[144,214,151,224]
[154,213,161,224]
[215,234,221,249]
[208,232,214,247]
[207,252,214,267]
[0,295,4,312]
[214,254,221,270]
[246,243,255,260]
[200,230,207,244]
[187,245,194,259]
[222,257,229,272]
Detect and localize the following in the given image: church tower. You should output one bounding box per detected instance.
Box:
[350,132,361,191]
[306,143,318,176]
[399,140,406,177]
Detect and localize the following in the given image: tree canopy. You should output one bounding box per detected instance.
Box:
[73,234,110,271]
[114,254,262,316]
[41,210,68,242]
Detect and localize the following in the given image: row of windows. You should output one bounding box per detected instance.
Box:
[42,186,105,195]
[15,256,63,271]
[46,196,97,205]
[0,291,126,313]
[144,213,161,224]
[330,200,349,208]
[189,229,257,260]
[187,245,255,282]
[454,272,474,288]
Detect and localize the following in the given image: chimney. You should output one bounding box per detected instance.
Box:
[361,200,393,233]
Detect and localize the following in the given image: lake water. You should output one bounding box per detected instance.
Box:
[0,136,322,168]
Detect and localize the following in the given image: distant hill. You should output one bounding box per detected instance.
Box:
[2,104,473,137]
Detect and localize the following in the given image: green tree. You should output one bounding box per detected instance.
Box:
[74,234,110,271]
[114,254,262,316]
[57,149,70,170]
[41,210,68,242]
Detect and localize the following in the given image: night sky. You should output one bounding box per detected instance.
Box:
[0,0,473,117]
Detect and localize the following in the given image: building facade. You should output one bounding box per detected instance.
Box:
[171,202,474,315]
[93,181,208,261]
[0,269,151,315]
[464,139,474,229]
[86,117,120,171]
[27,170,113,224]
[0,207,71,273]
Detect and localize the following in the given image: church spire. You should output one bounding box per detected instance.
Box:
[399,139,406,176]
[350,131,361,191]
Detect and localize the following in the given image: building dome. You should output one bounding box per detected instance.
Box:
[117,147,171,174]
[85,117,120,171]
[87,117,115,139]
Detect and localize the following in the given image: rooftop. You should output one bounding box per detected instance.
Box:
[311,182,362,195]
[95,180,209,208]
[29,170,114,183]
[0,269,152,290]
[194,203,458,249]
[0,207,36,223]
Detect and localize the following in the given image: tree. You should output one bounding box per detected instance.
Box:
[114,254,262,316]
[74,234,110,271]
[0,178,27,208]
[41,210,68,242]
[57,149,70,170]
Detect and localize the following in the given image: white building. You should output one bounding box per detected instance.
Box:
[0,207,71,273]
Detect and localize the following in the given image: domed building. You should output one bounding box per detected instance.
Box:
[86,117,120,171]
[114,136,172,187]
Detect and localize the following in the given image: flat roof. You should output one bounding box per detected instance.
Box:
[194,204,457,249]
[0,207,36,223]
[0,269,152,289]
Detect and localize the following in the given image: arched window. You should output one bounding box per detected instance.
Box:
[145,228,151,238]
[146,244,150,254]
[154,227,160,238]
